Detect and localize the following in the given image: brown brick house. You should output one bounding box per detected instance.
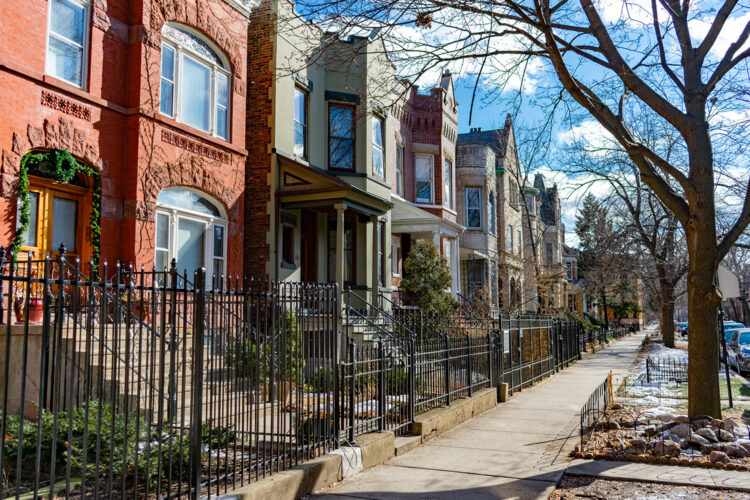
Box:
[0,0,252,277]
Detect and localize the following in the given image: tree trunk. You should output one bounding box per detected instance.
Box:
[660,283,676,348]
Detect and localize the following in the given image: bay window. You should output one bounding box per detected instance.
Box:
[160,24,231,140]
[46,0,90,88]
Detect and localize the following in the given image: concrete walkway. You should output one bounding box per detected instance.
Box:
[566,459,750,492]
[308,332,647,500]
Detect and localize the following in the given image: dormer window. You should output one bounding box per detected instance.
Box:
[160,24,231,140]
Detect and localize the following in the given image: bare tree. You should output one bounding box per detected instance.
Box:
[293,0,750,417]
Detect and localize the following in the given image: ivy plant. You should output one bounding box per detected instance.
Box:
[13,149,101,269]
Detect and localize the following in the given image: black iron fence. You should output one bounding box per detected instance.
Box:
[580,374,613,448]
[645,357,688,383]
[0,254,339,499]
[0,252,629,499]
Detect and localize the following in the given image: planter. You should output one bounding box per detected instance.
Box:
[14,297,44,323]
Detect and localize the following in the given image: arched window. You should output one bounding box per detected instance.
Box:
[160,24,231,140]
[154,188,227,278]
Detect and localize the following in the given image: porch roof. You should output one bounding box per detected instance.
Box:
[459,247,491,261]
[275,150,392,216]
[390,195,464,237]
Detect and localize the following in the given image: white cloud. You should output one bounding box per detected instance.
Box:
[690,13,750,60]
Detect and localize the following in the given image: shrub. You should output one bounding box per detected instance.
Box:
[401,239,459,317]
[225,310,304,387]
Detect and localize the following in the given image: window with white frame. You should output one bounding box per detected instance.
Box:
[415,154,433,203]
[488,192,496,234]
[293,86,308,158]
[443,160,453,209]
[154,188,227,281]
[46,0,90,88]
[372,117,384,178]
[465,187,482,230]
[160,24,231,140]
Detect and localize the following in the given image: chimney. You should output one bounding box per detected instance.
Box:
[470,127,482,133]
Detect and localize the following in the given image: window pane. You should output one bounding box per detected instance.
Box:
[48,37,83,86]
[213,258,224,276]
[294,122,306,157]
[50,0,85,44]
[160,80,174,116]
[294,88,306,125]
[213,225,224,257]
[330,107,353,138]
[372,119,383,147]
[373,148,384,177]
[415,155,432,180]
[396,146,404,196]
[52,197,78,252]
[416,181,431,202]
[329,137,353,169]
[181,55,211,132]
[468,209,480,229]
[155,249,169,272]
[466,188,480,208]
[216,107,227,139]
[156,212,170,249]
[161,45,175,81]
[217,73,229,107]
[17,192,39,247]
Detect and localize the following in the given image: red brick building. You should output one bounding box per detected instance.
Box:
[0,0,251,277]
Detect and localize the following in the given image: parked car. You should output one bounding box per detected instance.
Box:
[724,322,746,343]
[676,322,688,336]
[728,329,750,375]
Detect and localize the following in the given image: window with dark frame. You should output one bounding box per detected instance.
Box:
[294,86,308,158]
[488,192,496,234]
[443,160,453,209]
[329,104,355,170]
[465,187,482,230]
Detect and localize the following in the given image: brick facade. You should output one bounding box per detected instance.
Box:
[243,0,275,278]
[0,0,249,275]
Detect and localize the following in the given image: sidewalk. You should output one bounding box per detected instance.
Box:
[308,332,647,500]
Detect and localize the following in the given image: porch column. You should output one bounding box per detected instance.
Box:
[432,230,441,252]
[370,216,380,308]
[335,203,346,296]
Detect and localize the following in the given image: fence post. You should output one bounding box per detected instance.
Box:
[467,336,473,397]
[333,285,340,441]
[190,268,206,500]
[487,333,493,387]
[377,338,385,432]
[444,336,451,406]
[646,357,651,384]
[348,339,355,442]
[408,337,416,423]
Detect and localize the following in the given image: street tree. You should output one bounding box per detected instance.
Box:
[294,0,750,417]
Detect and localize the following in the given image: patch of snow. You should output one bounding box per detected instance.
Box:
[641,406,678,416]
[625,396,682,407]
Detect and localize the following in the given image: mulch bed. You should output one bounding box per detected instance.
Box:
[550,474,750,499]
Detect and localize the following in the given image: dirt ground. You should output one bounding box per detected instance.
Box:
[550,475,750,500]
